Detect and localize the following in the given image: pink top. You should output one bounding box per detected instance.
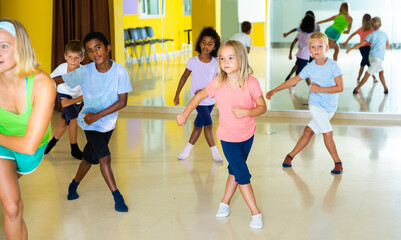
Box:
[205,76,263,142]
[356,27,374,47]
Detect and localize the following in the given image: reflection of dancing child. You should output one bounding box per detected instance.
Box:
[0,19,56,239]
[342,14,377,82]
[177,40,267,229]
[347,17,390,94]
[266,33,344,175]
[317,2,353,61]
[64,32,132,212]
[284,11,320,81]
[45,40,84,159]
[174,27,223,162]
[287,14,315,90]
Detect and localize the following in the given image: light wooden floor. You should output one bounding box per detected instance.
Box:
[1,112,401,240]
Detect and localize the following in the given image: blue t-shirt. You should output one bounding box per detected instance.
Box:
[299,58,342,113]
[63,60,132,132]
[365,30,388,60]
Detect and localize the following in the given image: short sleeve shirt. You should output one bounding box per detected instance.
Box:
[62,60,132,132]
[299,58,342,113]
[356,27,374,47]
[205,76,263,142]
[365,30,389,60]
[229,32,251,48]
[296,32,313,60]
[186,56,218,106]
[50,63,83,99]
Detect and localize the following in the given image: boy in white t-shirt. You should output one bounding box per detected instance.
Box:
[229,21,252,54]
[45,40,85,159]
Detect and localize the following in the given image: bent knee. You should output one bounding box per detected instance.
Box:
[2,200,22,220]
[323,131,334,138]
[304,126,315,136]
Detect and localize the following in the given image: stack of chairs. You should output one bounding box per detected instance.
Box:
[145,26,174,59]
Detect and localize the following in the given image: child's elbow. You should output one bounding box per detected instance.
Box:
[338,86,344,92]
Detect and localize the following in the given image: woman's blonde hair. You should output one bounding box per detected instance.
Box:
[339,2,349,15]
[215,40,253,89]
[1,18,39,77]
[362,14,372,31]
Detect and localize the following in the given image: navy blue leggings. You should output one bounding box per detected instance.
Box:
[194,105,214,128]
[220,136,254,185]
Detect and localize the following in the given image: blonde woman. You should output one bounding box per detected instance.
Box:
[0,18,55,239]
[177,40,266,229]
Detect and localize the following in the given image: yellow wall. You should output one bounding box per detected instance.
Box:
[252,22,266,47]
[123,0,192,55]
[0,0,53,74]
[109,0,125,65]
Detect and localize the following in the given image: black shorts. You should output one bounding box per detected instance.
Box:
[359,46,371,67]
[296,58,309,75]
[58,93,81,125]
[83,130,114,164]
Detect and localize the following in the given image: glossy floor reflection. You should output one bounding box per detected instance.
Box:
[127,48,401,114]
[1,112,400,239]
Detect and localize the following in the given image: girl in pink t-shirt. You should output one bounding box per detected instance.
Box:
[177,40,266,229]
[342,13,377,82]
[174,27,223,162]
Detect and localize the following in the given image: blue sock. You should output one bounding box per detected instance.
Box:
[112,190,128,212]
[67,179,80,200]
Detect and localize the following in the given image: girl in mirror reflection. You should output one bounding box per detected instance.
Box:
[287,14,316,93]
[342,14,377,83]
[266,32,344,175]
[174,27,223,162]
[177,40,267,229]
[317,2,353,61]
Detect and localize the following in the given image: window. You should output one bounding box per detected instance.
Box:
[139,0,165,18]
[183,0,191,16]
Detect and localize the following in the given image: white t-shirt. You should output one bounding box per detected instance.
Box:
[229,32,251,49]
[186,56,218,106]
[50,62,83,99]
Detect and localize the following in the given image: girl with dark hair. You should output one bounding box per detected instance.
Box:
[174,27,223,162]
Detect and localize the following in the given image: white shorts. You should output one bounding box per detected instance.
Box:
[367,57,383,75]
[307,105,335,135]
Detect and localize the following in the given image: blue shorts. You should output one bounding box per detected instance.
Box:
[194,105,214,128]
[58,93,81,125]
[0,143,47,174]
[325,26,341,43]
[359,46,371,67]
[220,136,254,185]
[296,58,309,75]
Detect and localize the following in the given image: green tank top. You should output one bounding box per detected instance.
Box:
[0,75,50,148]
[331,14,349,34]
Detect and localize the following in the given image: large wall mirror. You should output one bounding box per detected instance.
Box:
[123,0,400,115]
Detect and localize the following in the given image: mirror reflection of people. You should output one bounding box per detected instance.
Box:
[0,18,56,239]
[229,21,252,54]
[317,2,353,61]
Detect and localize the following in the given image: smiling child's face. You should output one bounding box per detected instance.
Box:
[85,38,111,65]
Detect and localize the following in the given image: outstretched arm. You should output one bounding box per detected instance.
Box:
[265,75,303,99]
[342,31,357,47]
[177,89,208,126]
[174,68,192,105]
[232,96,266,118]
[83,93,128,125]
[346,40,368,54]
[317,15,337,24]
[311,75,343,93]
[283,28,297,38]
[0,71,56,154]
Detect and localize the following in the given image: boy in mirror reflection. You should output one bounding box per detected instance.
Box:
[229,21,252,54]
[266,32,344,174]
[347,17,390,94]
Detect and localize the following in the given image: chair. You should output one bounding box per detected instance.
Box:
[136,27,157,63]
[128,28,146,65]
[124,29,134,66]
[145,26,174,59]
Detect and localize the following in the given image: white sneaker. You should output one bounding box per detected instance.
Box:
[216,203,230,217]
[249,214,263,229]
